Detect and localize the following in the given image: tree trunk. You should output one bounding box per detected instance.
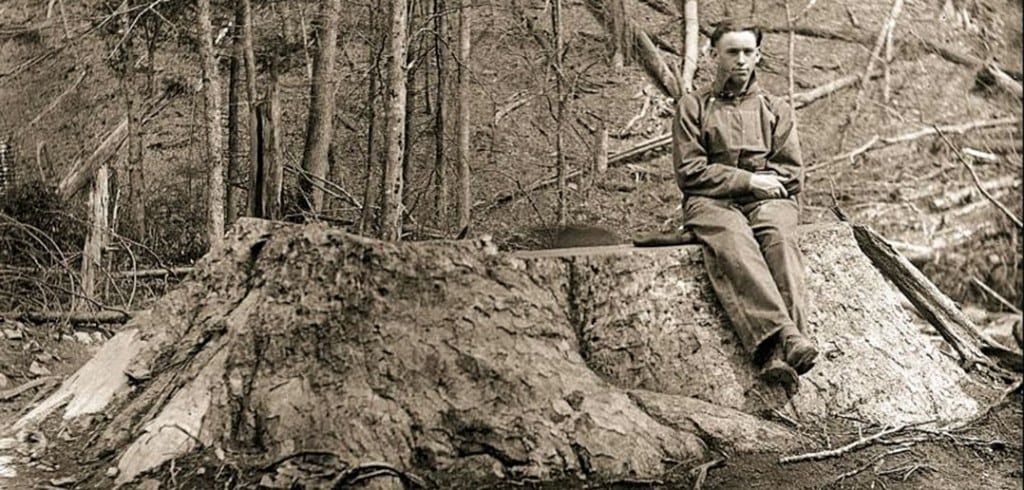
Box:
[380,0,410,240]
[297,0,342,215]
[197,0,224,248]
[677,0,698,93]
[359,0,385,236]
[455,0,471,232]
[241,0,259,218]
[226,4,243,224]
[122,0,146,241]
[552,0,567,225]
[18,221,988,487]
[433,0,448,230]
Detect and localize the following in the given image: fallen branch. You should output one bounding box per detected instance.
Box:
[808,117,1020,173]
[828,446,912,486]
[971,277,1022,315]
[3,310,131,324]
[584,0,680,98]
[974,63,1024,99]
[0,376,57,402]
[109,266,195,279]
[779,425,907,464]
[690,457,725,490]
[933,127,1023,229]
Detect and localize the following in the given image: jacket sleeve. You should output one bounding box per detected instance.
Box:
[672,94,754,198]
[764,96,804,196]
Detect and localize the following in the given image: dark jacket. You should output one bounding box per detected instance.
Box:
[672,75,804,201]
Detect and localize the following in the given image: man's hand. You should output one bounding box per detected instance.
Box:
[750,173,789,200]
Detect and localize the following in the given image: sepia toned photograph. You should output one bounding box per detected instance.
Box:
[0,0,1021,488]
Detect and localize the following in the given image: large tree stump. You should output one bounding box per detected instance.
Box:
[4,219,982,487]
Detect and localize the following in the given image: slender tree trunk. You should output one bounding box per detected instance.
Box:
[381,0,410,240]
[359,0,384,235]
[455,0,471,232]
[401,0,416,214]
[197,0,224,247]
[552,0,567,225]
[433,0,448,230]
[241,0,259,218]
[123,0,145,241]
[298,0,342,215]
[226,6,243,224]
[677,0,698,94]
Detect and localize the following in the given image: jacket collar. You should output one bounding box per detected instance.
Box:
[712,72,760,100]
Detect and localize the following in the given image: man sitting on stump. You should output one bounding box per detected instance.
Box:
[672,20,818,386]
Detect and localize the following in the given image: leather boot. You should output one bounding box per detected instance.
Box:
[780,326,818,375]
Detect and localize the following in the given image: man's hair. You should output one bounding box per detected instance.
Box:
[709,19,763,47]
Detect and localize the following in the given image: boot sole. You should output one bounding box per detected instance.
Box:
[786,347,819,375]
[759,359,800,397]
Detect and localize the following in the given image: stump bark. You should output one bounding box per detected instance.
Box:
[5,219,982,487]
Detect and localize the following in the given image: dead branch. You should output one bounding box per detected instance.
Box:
[3,310,130,324]
[109,267,195,279]
[828,446,912,486]
[0,376,57,402]
[779,425,908,464]
[971,277,1021,315]
[689,457,725,490]
[933,127,1024,229]
[808,117,1020,173]
[790,71,881,107]
[636,0,673,16]
[978,63,1023,99]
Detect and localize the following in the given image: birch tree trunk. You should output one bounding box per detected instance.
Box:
[677,0,698,94]
[455,0,471,232]
[197,0,224,248]
[381,0,410,240]
[298,0,342,215]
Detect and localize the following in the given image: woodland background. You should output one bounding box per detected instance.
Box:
[0,0,1020,318]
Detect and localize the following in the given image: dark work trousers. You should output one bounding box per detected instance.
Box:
[683,195,807,362]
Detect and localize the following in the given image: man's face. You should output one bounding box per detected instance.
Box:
[712,30,761,85]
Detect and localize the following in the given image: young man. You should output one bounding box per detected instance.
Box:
[672,20,818,386]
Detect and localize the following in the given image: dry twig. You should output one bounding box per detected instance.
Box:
[932,127,1023,229]
[779,425,907,464]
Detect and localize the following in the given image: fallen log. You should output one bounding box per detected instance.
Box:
[845,219,1018,373]
[3,310,130,324]
[0,376,56,402]
[109,267,195,279]
[7,219,985,487]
